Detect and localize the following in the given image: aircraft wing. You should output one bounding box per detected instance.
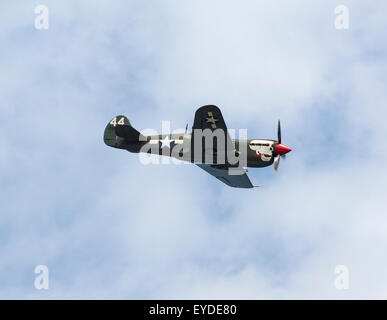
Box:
[196,164,254,188]
[192,105,235,163]
[192,105,232,140]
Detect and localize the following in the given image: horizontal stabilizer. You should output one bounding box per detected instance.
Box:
[115,125,145,142]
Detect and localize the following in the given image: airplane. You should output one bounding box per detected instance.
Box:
[104,105,291,188]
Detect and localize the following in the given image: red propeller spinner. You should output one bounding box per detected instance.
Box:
[275,143,292,155]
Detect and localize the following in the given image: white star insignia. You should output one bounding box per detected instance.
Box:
[159,135,174,148]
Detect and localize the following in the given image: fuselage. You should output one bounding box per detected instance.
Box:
[125,133,278,168]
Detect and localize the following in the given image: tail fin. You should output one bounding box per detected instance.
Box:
[104,115,144,149]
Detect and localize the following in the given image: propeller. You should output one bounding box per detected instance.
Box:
[277,119,281,144]
[273,119,291,172]
[274,154,280,172]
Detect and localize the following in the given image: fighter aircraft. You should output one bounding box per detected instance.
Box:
[104,105,291,188]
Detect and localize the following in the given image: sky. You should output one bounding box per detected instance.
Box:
[0,0,387,299]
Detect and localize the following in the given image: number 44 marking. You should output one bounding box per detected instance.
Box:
[110,117,125,126]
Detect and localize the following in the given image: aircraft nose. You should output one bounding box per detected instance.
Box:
[275,143,291,155]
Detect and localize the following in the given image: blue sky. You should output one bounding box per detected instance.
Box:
[0,0,387,298]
